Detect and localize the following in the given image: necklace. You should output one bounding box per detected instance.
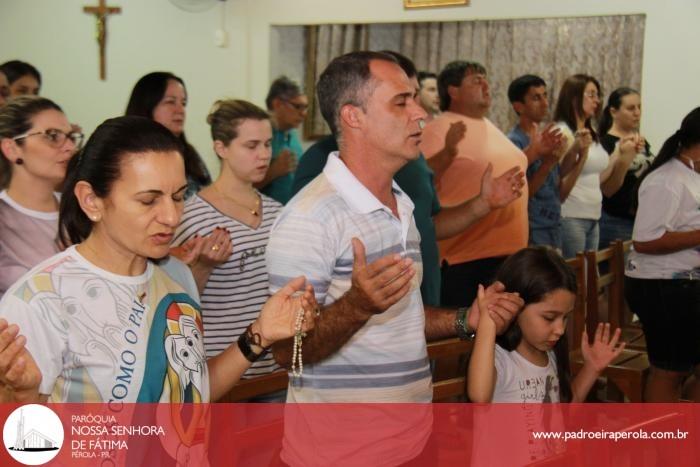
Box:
[291,308,305,380]
[213,183,260,217]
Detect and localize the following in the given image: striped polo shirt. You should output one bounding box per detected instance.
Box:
[173,193,282,377]
[267,152,432,402]
[268,153,433,467]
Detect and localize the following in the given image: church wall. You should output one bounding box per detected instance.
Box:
[1,0,697,174]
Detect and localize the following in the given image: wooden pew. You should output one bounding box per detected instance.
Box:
[609,239,646,350]
[427,337,472,402]
[569,246,649,402]
[565,253,587,353]
[218,370,289,402]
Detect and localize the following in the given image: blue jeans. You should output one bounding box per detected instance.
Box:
[598,210,634,249]
[561,217,599,258]
[530,225,563,251]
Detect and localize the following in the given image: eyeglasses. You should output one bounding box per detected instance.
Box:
[283,100,309,112]
[584,91,600,100]
[12,128,84,148]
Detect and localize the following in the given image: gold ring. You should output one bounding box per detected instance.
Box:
[211,244,220,252]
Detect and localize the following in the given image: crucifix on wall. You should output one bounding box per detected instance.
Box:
[83,0,121,80]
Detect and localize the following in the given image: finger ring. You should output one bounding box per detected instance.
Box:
[511,184,517,192]
[211,244,220,251]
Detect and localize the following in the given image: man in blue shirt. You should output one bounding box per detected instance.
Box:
[507,75,565,249]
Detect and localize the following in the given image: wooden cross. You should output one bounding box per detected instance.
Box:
[83,0,121,80]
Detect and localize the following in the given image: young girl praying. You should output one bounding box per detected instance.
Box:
[468,246,625,403]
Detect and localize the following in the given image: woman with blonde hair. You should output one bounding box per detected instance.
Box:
[173,100,285,392]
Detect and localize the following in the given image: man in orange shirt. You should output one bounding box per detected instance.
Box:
[420,61,528,307]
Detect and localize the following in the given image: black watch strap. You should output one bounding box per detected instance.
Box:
[237,325,269,363]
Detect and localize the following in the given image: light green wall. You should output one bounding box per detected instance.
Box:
[1,0,697,174]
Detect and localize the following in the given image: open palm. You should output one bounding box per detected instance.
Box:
[0,320,42,396]
[581,323,626,372]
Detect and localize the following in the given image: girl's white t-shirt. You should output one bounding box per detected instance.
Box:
[492,344,560,403]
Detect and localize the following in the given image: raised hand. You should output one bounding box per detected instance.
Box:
[581,323,626,372]
[574,128,593,153]
[444,121,467,158]
[480,163,526,209]
[255,277,316,347]
[619,134,638,157]
[170,227,232,269]
[198,227,233,267]
[467,281,524,334]
[269,149,298,179]
[526,122,564,163]
[0,319,42,399]
[635,134,647,153]
[345,237,415,315]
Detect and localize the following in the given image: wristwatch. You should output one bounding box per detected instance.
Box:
[455,307,476,341]
[237,325,269,363]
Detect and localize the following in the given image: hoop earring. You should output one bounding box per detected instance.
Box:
[15,158,23,165]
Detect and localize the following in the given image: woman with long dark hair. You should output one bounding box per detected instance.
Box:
[126,72,211,198]
[597,87,654,248]
[554,75,637,258]
[625,107,700,402]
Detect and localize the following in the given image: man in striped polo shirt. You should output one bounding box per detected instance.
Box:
[267,51,523,466]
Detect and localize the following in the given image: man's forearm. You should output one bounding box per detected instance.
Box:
[272,292,373,368]
[433,196,490,241]
[424,306,458,341]
[527,161,556,198]
[426,147,456,182]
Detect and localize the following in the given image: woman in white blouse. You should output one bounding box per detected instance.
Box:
[553,75,638,258]
[625,108,700,402]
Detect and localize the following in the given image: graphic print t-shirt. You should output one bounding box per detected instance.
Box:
[0,246,209,403]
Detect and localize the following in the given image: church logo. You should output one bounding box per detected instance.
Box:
[3,404,64,465]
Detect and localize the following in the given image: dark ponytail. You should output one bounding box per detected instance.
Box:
[0,96,62,188]
[59,116,182,246]
[637,107,700,190]
[598,87,639,136]
[494,247,578,402]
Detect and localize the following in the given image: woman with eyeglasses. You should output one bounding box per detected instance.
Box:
[0,116,316,409]
[126,72,211,199]
[0,96,82,296]
[554,75,637,258]
[597,87,655,248]
[171,100,286,398]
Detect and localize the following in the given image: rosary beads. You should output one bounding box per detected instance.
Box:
[291,307,305,379]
